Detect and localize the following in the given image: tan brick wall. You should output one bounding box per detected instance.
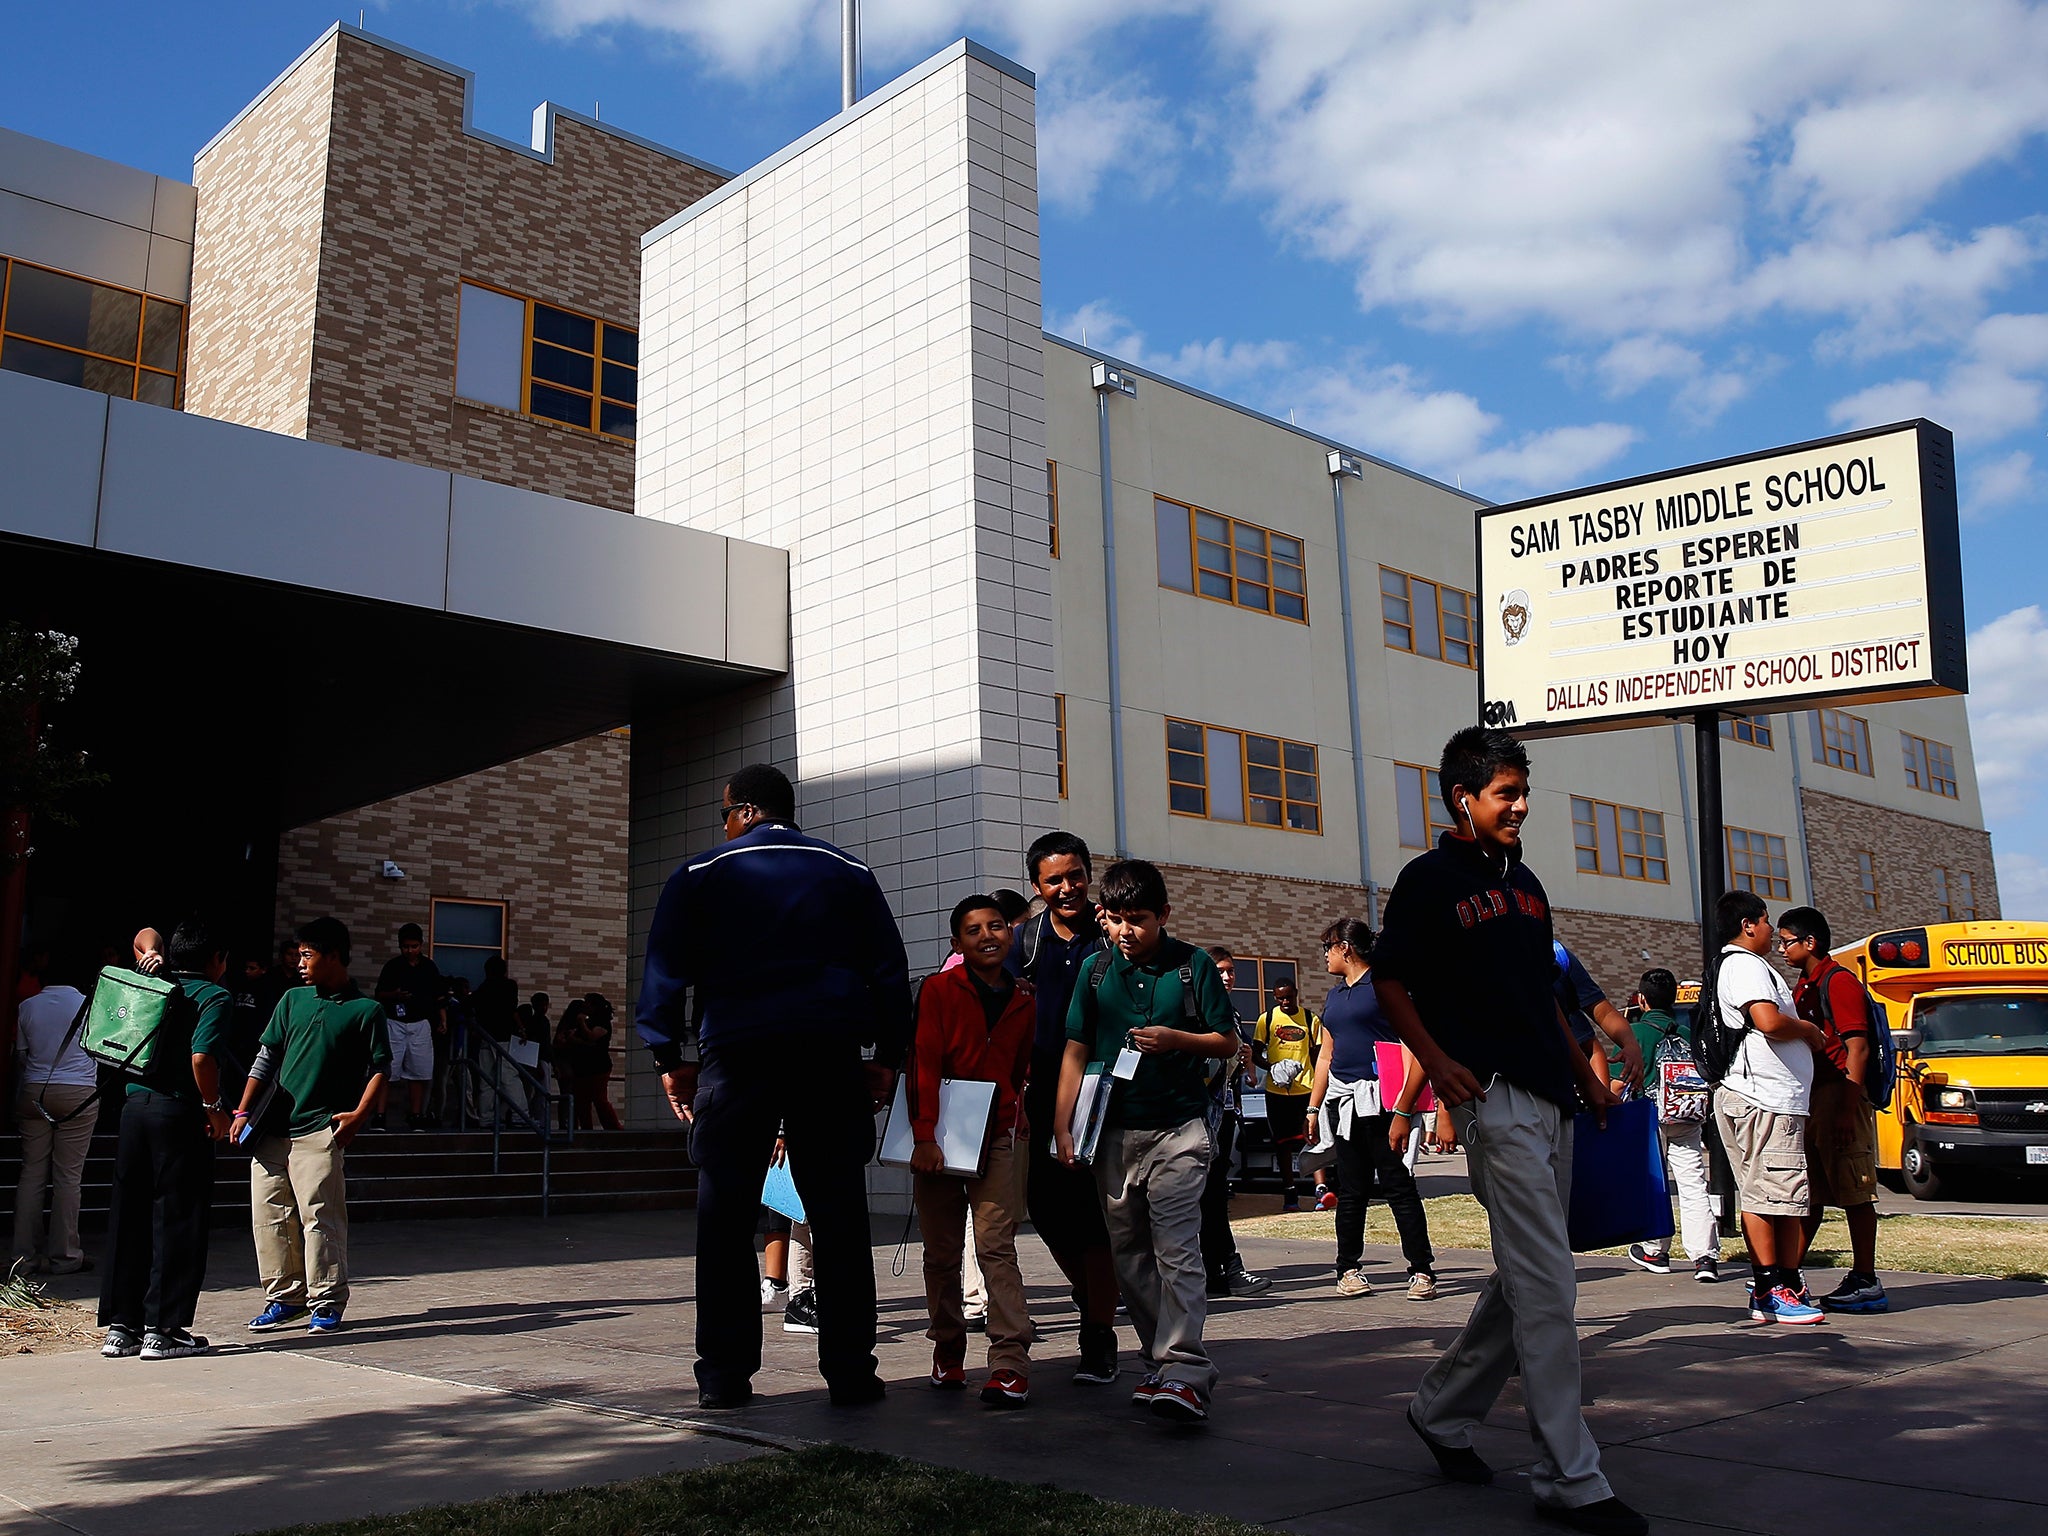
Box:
[1802,785,2001,933]
[185,37,336,437]
[274,732,630,1003]
[1551,907,1704,1001]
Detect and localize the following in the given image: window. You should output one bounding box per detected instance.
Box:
[1936,868,1977,922]
[1054,693,1068,799]
[1165,718,1321,832]
[1154,497,1308,621]
[0,256,184,407]
[1811,709,1872,775]
[1856,851,1879,914]
[1721,715,1774,749]
[1047,460,1060,557]
[1380,567,1475,667]
[1572,796,1670,882]
[1226,956,1298,1024]
[1902,732,1959,798]
[1395,763,1459,849]
[454,279,637,440]
[429,898,508,988]
[1726,827,1791,900]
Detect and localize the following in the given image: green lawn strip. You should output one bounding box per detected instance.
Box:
[1235,1196,2048,1281]
[252,1444,1267,1536]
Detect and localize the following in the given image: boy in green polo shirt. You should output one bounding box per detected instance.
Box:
[1054,860,1238,1424]
[232,916,390,1336]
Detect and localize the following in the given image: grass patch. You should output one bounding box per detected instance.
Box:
[253,1444,1264,1536]
[1235,1196,2048,1282]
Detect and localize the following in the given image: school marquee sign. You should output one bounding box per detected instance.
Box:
[1475,420,1966,736]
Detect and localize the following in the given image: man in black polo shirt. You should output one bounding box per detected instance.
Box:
[1372,727,1642,1536]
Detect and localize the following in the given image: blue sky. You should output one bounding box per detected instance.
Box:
[8,1,2048,902]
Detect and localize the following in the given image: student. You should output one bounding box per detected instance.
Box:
[11,953,98,1276]
[1254,981,1320,1212]
[235,917,391,1336]
[1625,968,1721,1282]
[1200,948,1270,1299]
[99,920,236,1360]
[1780,906,1887,1313]
[1374,727,1642,1536]
[911,895,1036,1407]
[1711,890,1829,1326]
[1055,859,1239,1425]
[1012,831,1121,1385]
[1554,942,1646,1094]
[373,922,442,1132]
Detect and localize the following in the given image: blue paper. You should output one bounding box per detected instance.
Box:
[762,1160,806,1223]
[1567,1098,1675,1253]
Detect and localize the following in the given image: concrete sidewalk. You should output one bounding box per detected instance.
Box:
[6,1208,2047,1535]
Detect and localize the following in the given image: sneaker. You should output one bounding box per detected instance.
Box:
[306,1304,343,1335]
[1534,1495,1650,1536]
[1626,1244,1671,1275]
[367,1116,389,1133]
[1315,1185,1337,1212]
[930,1359,967,1389]
[1073,1323,1118,1384]
[1335,1268,1373,1297]
[964,1309,988,1333]
[1754,1285,1826,1326]
[1406,1407,1494,1485]
[697,1383,754,1411]
[1694,1256,1722,1283]
[760,1276,789,1308]
[1150,1380,1208,1424]
[141,1328,211,1360]
[980,1368,1029,1408]
[828,1375,887,1407]
[101,1326,142,1359]
[1225,1260,1273,1297]
[1406,1272,1438,1302]
[783,1288,820,1334]
[248,1301,310,1332]
[1817,1273,1890,1313]
[1130,1373,1162,1407]
[1281,1196,1302,1213]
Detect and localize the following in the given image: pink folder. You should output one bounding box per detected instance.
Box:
[1375,1041,1435,1111]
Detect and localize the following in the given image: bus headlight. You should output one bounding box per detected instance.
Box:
[1924,1086,1978,1126]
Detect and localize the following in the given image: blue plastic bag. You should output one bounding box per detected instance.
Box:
[1567,1097,1674,1253]
[762,1159,806,1223]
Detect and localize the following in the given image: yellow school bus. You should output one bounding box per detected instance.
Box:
[1836,921,2048,1201]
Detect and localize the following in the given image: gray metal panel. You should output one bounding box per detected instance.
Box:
[144,235,193,302]
[0,126,159,229]
[150,178,197,241]
[0,368,108,548]
[447,476,732,658]
[96,395,450,609]
[0,188,151,291]
[725,537,791,673]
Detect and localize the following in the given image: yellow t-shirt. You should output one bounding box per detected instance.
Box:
[1255,1007,1320,1095]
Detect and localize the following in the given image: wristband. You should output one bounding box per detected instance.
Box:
[1389,1108,1413,1120]
[231,1110,249,1119]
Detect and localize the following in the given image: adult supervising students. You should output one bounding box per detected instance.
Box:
[637,763,912,1412]
[1372,727,1642,1536]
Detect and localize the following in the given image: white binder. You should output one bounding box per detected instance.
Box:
[879,1074,998,1176]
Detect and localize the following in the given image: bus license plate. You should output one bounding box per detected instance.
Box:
[2028,1146,2048,1166]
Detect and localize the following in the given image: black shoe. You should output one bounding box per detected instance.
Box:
[1535,1496,1649,1536]
[1224,1260,1273,1297]
[1206,1273,1232,1299]
[828,1375,887,1407]
[964,1310,988,1334]
[697,1383,753,1411]
[1406,1408,1494,1485]
[783,1288,820,1334]
[1073,1322,1118,1384]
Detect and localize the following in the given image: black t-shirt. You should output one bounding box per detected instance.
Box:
[471,977,518,1041]
[1370,832,1580,1107]
[376,955,446,1024]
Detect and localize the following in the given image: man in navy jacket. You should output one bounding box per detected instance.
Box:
[638,762,912,1410]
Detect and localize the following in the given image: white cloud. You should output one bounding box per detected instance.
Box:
[1036,82,1178,212]
[1965,450,2038,520]
[1828,311,2048,442]
[1047,301,1294,388]
[1589,336,1752,426]
[1992,849,2048,918]
[1966,605,2048,824]
[1460,423,1642,498]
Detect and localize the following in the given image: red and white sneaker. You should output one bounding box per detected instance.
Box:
[1315,1186,1338,1212]
[1150,1380,1208,1423]
[930,1360,967,1389]
[1130,1372,1162,1407]
[980,1368,1029,1408]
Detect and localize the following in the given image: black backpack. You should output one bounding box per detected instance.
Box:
[1692,961,1740,1087]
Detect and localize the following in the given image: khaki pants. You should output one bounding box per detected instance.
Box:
[249,1127,350,1310]
[1095,1117,1216,1398]
[916,1132,1030,1374]
[12,1084,97,1264]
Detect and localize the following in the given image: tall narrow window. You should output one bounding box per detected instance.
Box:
[1726,827,1791,900]
[1054,693,1068,799]
[1395,763,1458,848]
[1855,851,1879,914]
[1935,868,1977,922]
[1047,460,1060,557]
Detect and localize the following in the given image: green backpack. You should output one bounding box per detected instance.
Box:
[80,967,185,1077]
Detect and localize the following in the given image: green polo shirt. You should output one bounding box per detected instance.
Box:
[1632,1007,1691,1064]
[1064,936,1237,1131]
[260,984,392,1138]
[127,972,234,1101]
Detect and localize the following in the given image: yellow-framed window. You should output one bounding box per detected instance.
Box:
[1902,732,1958,798]
[1720,715,1774,749]
[1054,693,1068,799]
[1572,796,1670,882]
[1154,496,1308,621]
[1227,956,1299,1023]
[455,278,637,441]
[1165,717,1321,832]
[1856,850,1880,914]
[1047,460,1060,557]
[1380,566,1475,667]
[1726,827,1791,900]
[1936,867,1977,922]
[1395,762,1459,848]
[0,254,184,408]
[1811,708,1871,775]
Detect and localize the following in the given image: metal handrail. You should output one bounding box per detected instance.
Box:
[448,1027,572,1217]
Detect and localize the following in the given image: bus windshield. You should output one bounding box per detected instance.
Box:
[1913,994,2048,1057]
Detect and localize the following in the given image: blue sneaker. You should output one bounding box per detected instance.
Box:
[1817,1274,1890,1313]
[249,1301,310,1332]
[1755,1284,1825,1325]
[306,1304,343,1335]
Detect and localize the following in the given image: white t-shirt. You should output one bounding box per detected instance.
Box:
[1716,946,1812,1115]
[14,986,98,1088]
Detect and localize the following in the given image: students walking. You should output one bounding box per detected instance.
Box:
[1200,948,1270,1299]
[1624,968,1721,1282]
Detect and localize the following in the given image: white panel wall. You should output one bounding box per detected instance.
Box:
[634,42,1056,970]
[0,126,196,301]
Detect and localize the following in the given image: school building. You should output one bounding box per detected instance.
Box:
[0,24,1999,1123]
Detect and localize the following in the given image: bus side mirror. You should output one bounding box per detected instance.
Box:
[1894,1028,1922,1057]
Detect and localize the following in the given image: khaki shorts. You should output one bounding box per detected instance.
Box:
[1805,1076,1879,1210]
[1714,1092,1810,1217]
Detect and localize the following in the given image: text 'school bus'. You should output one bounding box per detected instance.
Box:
[1839,921,2048,1202]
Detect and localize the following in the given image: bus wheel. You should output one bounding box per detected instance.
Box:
[1902,1139,1946,1202]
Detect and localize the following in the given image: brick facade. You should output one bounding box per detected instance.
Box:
[275,732,629,1004]
[1155,861,1370,1010]
[1802,785,2000,932]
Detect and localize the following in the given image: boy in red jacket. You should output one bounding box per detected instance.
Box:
[912,894,1037,1407]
